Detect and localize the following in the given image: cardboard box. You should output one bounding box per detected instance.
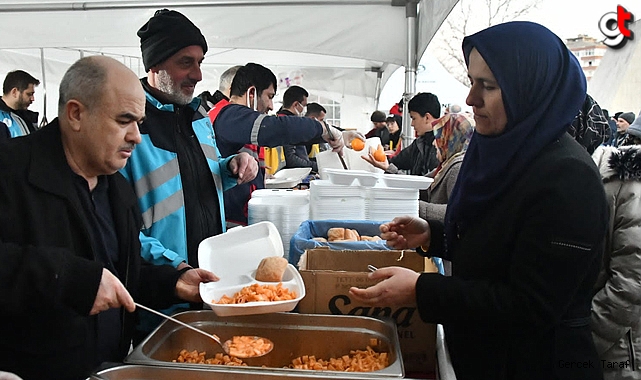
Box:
[297,248,438,374]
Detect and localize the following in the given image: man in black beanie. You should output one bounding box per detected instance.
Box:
[615,111,636,146]
[121,9,258,343]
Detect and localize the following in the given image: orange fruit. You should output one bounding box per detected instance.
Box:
[351,138,365,151]
[373,145,386,162]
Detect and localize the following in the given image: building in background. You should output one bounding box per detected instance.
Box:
[566,35,607,82]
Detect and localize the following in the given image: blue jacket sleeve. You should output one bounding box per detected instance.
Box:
[214,104,324,157]
[218,154,240,191]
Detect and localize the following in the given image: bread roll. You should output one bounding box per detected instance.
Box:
[344,228,360,241]
[255,256,288,282]
[313,237,327,242]
[327,227,345,242]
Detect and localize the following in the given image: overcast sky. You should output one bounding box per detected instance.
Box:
[522,0,634,40]
[379,0,636,111]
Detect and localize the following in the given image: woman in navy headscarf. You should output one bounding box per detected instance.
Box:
[350,21,608,380]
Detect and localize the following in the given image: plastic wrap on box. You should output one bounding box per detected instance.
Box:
[290,219,444,274]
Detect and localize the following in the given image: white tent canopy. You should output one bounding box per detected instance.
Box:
[0,0,457,131]
[588,20,641,114]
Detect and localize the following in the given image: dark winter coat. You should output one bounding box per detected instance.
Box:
[386,132,439,176]
[418,134,608,380]
[0,121,184,380]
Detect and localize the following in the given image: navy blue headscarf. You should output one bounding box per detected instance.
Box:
[444,21,586,251]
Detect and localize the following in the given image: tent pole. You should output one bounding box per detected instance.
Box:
[38,48,48,128]
[373,68,383,110]
[402,0,418,149]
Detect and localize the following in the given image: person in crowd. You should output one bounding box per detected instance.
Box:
[418,112,474,223]
[616,111,641,147]
[0,70,40,140]
[0,55,218,380]
[304,102,330,156]
[209,62,360,225]
[567,94,610,154]
[591,142,641,380]
[121,9,258,341]
[365,110,390,147]
[385,114,403,154]
[389,97,404,116]
[417,112,474,276]
[350,21,608,380]
[448,104,462,113]
[362,92,440,175]
[306,102,326,122]
[601,108,616,146]
[615,111,635,146]
[197,65,242,111]
[278,85,318,173]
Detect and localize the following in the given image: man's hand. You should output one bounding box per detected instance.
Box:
[229,152,259,184]
[380,216,431,250]
[342,130,366,148]
[175,268,219,303]
[349,266,420,306]
[90,268,135,315]
[320,123,345,154]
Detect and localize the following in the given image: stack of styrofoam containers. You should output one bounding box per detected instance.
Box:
[366,186,420,220]
[366,174,433,220]
[309,180,366,220]
[247,189,309,261]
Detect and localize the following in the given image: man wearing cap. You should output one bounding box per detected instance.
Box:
[365,110,390,148]
[615,111,636,146]
[121,9,258,341]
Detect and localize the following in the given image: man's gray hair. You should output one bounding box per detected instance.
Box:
[450,104,462,113]
[218,65,242,93]
[58,56,108,115]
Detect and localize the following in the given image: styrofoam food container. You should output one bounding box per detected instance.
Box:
[381,174,433,189]
[198,221,305,316]
[265,167,312,189]
[325,168,380,187]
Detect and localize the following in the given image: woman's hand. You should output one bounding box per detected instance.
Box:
[349,266,419,306]
[380,216,430,250]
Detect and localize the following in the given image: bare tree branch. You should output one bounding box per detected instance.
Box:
[432,0,540,87]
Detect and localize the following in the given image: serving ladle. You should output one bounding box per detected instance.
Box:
[134,302,274,358]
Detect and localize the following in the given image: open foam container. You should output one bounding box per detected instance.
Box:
[198,222,305,316]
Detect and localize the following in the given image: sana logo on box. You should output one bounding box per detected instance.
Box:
[599,5,635,48]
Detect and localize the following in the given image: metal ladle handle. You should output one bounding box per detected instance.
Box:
[134,302,222,345]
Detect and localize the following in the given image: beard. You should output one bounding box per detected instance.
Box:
[15,96,30,110]
[156,70,194,105]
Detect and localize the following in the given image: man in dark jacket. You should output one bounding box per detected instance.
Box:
[210,63,357,225]
[0,56,217,380]
[0,69,40,141]
[279,85,319,173]
[363,92,440,176]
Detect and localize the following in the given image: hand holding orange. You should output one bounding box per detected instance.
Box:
[351,138,365,151]
[371,144,386,162]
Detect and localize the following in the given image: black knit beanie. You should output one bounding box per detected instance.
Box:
[138,9,208,72]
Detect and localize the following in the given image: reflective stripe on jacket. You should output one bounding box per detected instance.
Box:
[120,92,237,267]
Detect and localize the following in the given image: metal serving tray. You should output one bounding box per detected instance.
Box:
[125,311,404,378]
[90,364,405,380]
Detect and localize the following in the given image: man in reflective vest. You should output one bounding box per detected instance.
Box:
[121,9,258,342]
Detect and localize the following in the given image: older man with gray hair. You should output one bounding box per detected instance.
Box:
[0,55,217,380]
